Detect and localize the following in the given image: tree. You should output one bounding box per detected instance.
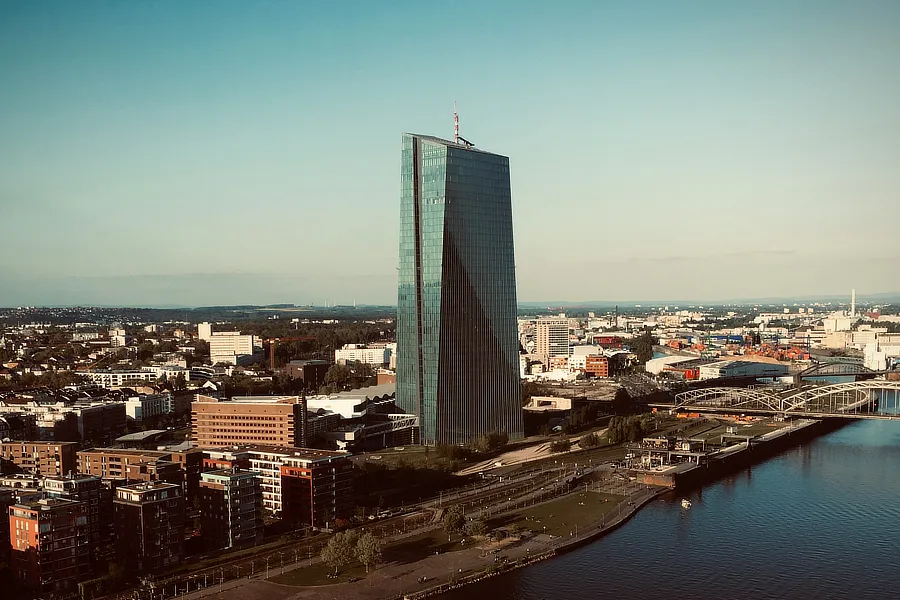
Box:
[629,330,654,364]
[320,530,358,576]
[443,505,466,542]
[612,387,632,413]
[550,439,571,453]
[466,519,488,537]
[355,532,383,574]
[473,430,509,454]
[173,372,187,390]
[324,363,352,390]
[580,432,600,449]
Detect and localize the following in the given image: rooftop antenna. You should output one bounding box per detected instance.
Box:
[454,101,459,143]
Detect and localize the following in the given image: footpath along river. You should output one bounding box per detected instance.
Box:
[441,419,900,600]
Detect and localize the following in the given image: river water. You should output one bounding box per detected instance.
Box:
[443,420,900,599]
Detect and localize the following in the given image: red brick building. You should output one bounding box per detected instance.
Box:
[584,355,609,377]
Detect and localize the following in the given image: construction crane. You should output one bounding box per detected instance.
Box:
[265,337,317,372]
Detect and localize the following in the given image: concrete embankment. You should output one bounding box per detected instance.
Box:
[641,418,848,490]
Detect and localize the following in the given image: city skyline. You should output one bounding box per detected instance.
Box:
[2,1,900,306]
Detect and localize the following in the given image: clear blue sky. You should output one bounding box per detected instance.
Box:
[2,1,898,307]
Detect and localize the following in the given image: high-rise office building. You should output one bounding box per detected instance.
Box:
[397,133,523,445]
[535,317,570,358]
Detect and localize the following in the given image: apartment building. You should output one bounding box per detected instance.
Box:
[76,449,184,496]
[0,441,78,477]
[192,395,306,448]
[83,370,158,387]
[199,469,264,550]
[281,450,354,528]
[201,446,353,517]
[113,482,184,574]
[535,317,570,358]
[42,475,112,565]
[8,498,92,593]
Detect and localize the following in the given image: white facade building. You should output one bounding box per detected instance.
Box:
[864,334,900,371]
[210,332,256,366]
[198,322,212,342]
[125,392,174,422]
[85,370,157,387]
[334,344,390,366]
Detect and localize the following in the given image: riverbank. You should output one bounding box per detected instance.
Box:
[637,418,848,489]
[398,485,670,600]
[408,417,846,599]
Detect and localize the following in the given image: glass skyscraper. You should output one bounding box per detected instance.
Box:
[397,133,524,445]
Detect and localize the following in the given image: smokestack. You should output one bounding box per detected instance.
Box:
[851,289,856,318]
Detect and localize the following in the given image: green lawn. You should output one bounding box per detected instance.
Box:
[269,529,471,587]
[270,562,368,586]
[489,491,625,538]
[382,529,469,563]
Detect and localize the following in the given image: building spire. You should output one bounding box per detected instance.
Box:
[454,101,459,143]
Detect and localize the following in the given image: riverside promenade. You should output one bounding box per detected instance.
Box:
[165,480,669,600]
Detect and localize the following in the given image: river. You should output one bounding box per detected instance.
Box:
[442,420,900,599]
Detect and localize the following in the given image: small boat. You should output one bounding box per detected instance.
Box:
[681,499,692,509]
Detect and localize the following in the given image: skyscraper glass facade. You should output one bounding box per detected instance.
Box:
[397,133,523,445]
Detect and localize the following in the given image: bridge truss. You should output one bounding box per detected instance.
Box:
[795,362,875,379]
[674,381,900,419]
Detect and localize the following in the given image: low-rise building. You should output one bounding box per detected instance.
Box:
[8,498,92,593]
[199,469,264,550]
[83,370,158,387]
[76,449,188,498]
[584,355,610,377]
[698,360,789,380]
[114,482,184,575]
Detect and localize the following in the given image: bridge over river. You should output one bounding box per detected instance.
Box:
[656,380,900,420]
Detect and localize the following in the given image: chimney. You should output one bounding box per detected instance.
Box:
[851,289,856,318]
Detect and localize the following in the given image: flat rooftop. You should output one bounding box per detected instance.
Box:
[78,447,169,458]
[204,444,350,461]
[115,430,167,443]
